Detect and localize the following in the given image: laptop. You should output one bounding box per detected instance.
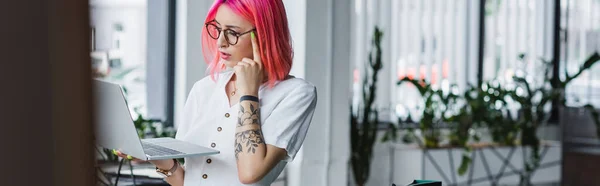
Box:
[93,79,219,160]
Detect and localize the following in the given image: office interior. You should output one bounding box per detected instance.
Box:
[2,0,600,185]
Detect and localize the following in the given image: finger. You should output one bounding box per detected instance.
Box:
[129,156,143,162]
[233,64,242,72]
[250,32,261,64]
[115,151,127,158]
[119,154,138,161]
[237,61,250,67]
[114,150,123,156]
[233,64,244,75]
[241,58,255,66]
[131,159,145,163]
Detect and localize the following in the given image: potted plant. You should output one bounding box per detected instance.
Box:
[506,52,600,185]
[394,78,460,148]
[384,52,600,186]
[350,26,383,186]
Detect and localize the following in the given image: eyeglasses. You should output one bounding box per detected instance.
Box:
[205,21,256,45]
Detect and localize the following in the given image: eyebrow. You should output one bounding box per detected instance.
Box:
[212,20,241,30]
[225,24,240,28]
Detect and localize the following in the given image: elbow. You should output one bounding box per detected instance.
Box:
[238,170,263,184]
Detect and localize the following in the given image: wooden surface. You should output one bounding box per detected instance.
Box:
[0,1,94,186]
[562,151,600,186]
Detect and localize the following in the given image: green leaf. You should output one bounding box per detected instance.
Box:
[457,153,472,175]
[564,52,600,86]
[518,53,526,61]
[582,52,600,70]
[381,131,390,142]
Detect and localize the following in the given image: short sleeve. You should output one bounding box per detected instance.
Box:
[261,84,317,162]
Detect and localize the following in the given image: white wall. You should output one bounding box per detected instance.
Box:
[282,0,307,185]
[284,0,307,79]
[174,0,211,128]
[300,0,352,185]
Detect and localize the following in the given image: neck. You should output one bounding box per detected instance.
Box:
[230,73,237,81]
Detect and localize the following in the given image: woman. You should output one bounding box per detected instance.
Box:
[116,0,317,185]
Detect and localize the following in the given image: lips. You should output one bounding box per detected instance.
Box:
[220,51,231,60]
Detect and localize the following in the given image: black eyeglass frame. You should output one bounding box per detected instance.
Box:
[205,21,256,45]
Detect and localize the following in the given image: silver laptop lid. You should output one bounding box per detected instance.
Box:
[93,79,147,160]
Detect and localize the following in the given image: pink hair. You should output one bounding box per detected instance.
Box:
[201,0,293,88]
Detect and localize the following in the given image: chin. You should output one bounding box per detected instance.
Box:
[222,60,237,68]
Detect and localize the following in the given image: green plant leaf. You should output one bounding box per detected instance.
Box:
[457,153,472,175]
[564,52,600,86]
[381,131,390,142]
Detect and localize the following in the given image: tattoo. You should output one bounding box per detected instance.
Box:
[234,99,265,159]
[237,101,260,127]
[234,129,265,159]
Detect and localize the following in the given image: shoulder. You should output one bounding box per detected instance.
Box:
[188,77,211,96]
[270,77,317,101]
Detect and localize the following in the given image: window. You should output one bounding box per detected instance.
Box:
[482,0,600,108]
[352,0,477,122]
[561,0,600,107]
[352,0,600,122]
[90,0,176,125]
[392,0,472,120]
[482,0,554,84]
[90,0,148,118]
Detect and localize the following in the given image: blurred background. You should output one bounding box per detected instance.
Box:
[2,0,599,186]
[89,0,600,185]
[90,0,600,185]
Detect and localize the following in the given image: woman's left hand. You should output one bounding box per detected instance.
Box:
[234,32,264,97]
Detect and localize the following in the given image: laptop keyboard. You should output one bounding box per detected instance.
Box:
[142,141,185,157]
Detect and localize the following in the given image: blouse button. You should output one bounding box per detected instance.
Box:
[225,113,230,118]
[211,143,216,148]
[217,127,222,132]
[206,158,212,164]
[202,174,208,179]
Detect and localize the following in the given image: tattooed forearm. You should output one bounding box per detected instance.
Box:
[235,99,265,159]
[234,129,265,159]
[237,101,260,127]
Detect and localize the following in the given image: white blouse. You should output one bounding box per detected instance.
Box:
[175,69,317,186]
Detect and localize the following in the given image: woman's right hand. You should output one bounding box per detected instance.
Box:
[113,149,146,163]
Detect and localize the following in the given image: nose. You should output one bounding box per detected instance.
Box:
[216,31,228,48]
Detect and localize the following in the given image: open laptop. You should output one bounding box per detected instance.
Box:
[93,79,219,160]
